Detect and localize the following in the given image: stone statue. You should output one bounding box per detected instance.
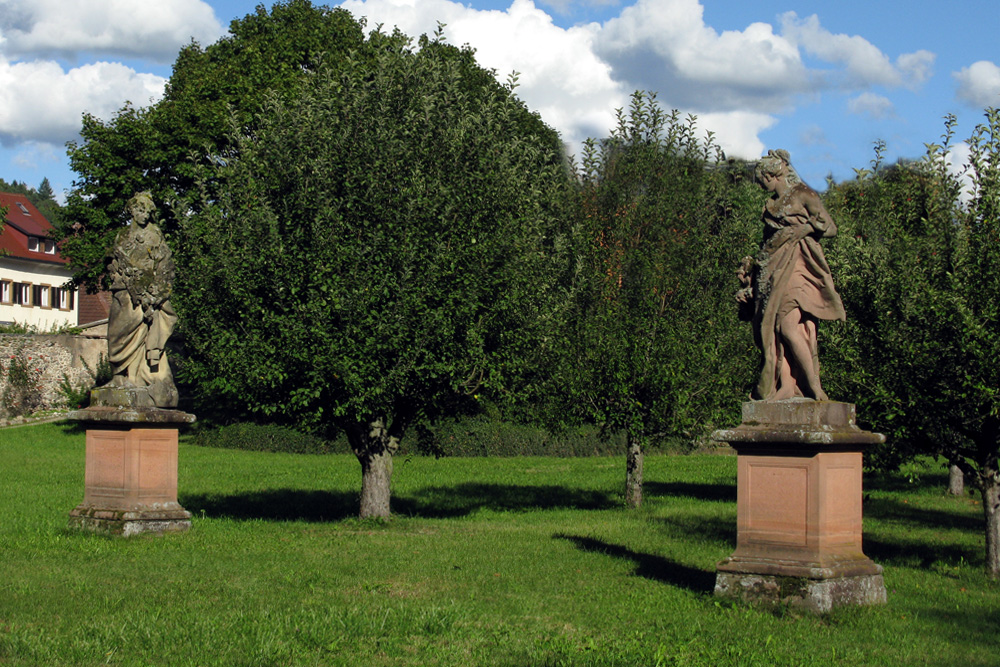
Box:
[737,150,845,401]
[100,192,179,408]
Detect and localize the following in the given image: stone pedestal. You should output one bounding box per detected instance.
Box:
[711,400,887,613]
[68,406,195,536]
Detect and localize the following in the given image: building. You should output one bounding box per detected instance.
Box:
[0,192,78,330]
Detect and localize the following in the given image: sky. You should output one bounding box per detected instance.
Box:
[1,0,998,203]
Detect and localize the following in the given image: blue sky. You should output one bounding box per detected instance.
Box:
[1,0,997,202]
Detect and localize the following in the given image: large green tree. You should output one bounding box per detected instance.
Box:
[555,92,758,507]
[57,0,383,288]
[173,32,572,518]
[824,110,1000,577]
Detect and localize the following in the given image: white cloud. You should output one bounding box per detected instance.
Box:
[339,0,626,156]
[897,50,935,88]
[696,111,775,160]
[0,0,224,62]
[779,12,933,90]
[847,92,894,119]
[594,0,809,112]
[0,58,166,146]
[954,61,1000,108]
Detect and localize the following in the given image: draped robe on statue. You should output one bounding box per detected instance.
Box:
[751,183,845,400]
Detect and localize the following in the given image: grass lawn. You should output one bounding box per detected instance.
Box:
[1,421,997,666]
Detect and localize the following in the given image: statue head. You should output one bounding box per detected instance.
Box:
[127,192,156,226]
[755,149,802,189]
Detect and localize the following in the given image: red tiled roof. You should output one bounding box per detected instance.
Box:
[0,192,68,265]
[78,289,111,326]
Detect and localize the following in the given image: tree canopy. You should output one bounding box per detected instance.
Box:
[552,92,759,506]
[57,0,384,288]
[172,30,573,517]
[824,109,1000,577]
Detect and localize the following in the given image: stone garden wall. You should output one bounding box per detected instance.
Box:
[0,332,107,421]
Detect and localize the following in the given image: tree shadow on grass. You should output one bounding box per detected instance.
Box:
[182,489,359,522]
[554,534,716,594]
[862,534,981,570]
[182,483,615,522]
[865,497,982,532]
[644,481,736,503]
[396,483,615,518]
[653,514,736,548]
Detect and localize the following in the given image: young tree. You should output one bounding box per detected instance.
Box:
[557,92,758,507]
[825,110,1000,577]
[57,0,383,288]
[173,33,572,518]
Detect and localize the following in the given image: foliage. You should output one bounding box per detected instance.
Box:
[410,414,627,457]
[56,353,112,409]
[554,91,759,453]
[0,353,43,418]
[172,26,572,515]
[0,321,82,335]
[189,422,348,455]
[2,424,999,666]
[56,0,385,288]
[824,109,1000,576]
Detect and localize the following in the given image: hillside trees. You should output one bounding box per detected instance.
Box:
[556,92,758,507]
[172,33,573,518]
[0,178,61,224]
[824,110,1000,577]
[57,0,386,288]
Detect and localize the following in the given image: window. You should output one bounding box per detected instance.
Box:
[54,287,73,311]
[13,282,31,306]
[33,284,48,308]
[0,280,10,304]
[27,236,39,252]
[16,202,30,215]
[43,239,56,254]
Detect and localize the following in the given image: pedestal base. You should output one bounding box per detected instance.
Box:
[68,506,192,537]
[68,406,194,537]
[714,571,886,614]
[712,400,887,612]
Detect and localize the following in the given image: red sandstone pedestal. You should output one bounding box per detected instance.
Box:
[712,400,887,613]
[68,406,195,536]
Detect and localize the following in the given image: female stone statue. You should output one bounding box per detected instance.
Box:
[738,150,845,401]
[104,192,179,408]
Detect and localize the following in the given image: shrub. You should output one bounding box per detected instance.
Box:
[57,353,114,409]
[403,416,628,457]
[189,422,348,455]
[0,354,44,418]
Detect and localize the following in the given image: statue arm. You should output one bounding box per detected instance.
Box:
[802,189,837,238]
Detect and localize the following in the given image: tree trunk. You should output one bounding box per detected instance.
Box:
[948,464,965,496]
[349,419,399,519]
[983,475,1000,579]
[625,432,644,508]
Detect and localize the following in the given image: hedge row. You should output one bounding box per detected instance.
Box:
[187,417,658,458]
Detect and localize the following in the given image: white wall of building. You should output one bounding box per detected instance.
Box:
[0,258,77,330]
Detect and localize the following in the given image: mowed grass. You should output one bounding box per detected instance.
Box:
[1,422,997,666]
